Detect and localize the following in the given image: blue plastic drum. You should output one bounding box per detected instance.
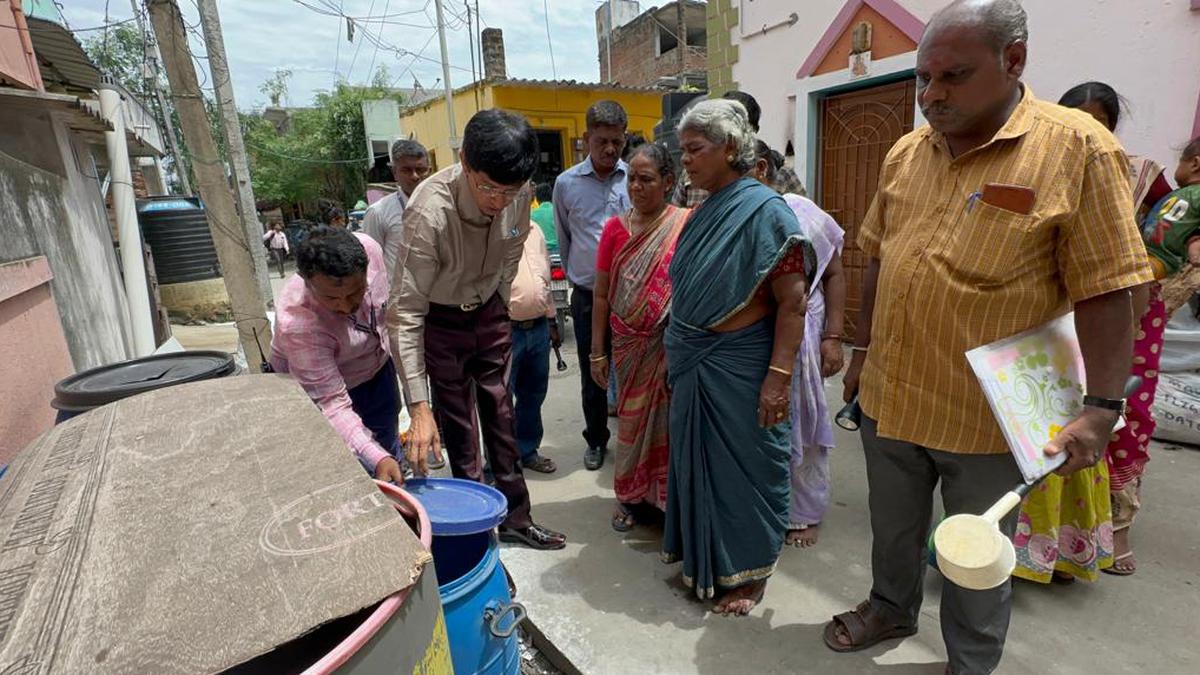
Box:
[403,478,524,675]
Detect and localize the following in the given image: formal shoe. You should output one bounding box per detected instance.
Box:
[584,445,605,470]
[498,523,566,550]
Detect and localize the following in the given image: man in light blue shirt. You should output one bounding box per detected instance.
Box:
[553,100,630,470]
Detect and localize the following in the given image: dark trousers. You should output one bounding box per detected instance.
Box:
[346,357,402,459]
[270,248,286,278]
[861,416,1023,675]
[425,294,532,529]
[569,287,610,449]
[511,318,550,461]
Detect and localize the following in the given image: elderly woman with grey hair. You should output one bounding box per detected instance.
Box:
[661,98,814,615]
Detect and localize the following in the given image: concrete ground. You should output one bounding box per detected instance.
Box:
[169,267,293,354]
[173,299,1200,675]
[501,326,1200,675]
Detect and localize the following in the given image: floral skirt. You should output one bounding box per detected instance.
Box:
[1012,462,1114,583]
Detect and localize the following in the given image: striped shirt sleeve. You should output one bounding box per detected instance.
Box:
[1057,147,1155,301]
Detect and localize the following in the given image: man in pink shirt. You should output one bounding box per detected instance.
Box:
[269,226,415,483]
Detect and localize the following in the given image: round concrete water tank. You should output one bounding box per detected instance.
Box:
[137,196,222,284]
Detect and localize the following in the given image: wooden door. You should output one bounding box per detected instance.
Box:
[818,78,915,339]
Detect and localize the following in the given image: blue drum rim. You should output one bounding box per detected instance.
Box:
[403,477,508,536]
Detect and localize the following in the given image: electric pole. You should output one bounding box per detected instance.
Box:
[146,0,272,370]
[606,1,614,82]
[433,0,459,155]
[676,0,687,84]
[130,0,191,194]
[195,0,274,307]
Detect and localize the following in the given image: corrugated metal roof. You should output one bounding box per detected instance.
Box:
[498,78,662,94]
[0,86,111,134]
[26,16,99,93]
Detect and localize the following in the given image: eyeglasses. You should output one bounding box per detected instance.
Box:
[472,175,528,199]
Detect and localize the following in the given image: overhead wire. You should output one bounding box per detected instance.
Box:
[346,0,378,80]
[542,0,557,81]
[365,0,392,81]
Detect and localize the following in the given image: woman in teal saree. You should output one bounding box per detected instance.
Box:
[663,99,815,615]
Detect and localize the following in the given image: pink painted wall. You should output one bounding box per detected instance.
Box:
[729,0,1200,171]
[0,257,73,466]
[0,0,42,91]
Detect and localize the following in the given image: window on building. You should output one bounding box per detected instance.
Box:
[656,24,677,56]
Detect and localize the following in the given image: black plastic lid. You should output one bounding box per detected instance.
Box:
[52,351,236,411]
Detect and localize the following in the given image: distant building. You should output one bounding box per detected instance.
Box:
[399,78,662,188]
[396,28,663,188]
[596,0,707,90]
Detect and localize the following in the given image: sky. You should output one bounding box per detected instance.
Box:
[60,0,671,111]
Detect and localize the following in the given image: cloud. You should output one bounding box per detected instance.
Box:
[62,0,670,111]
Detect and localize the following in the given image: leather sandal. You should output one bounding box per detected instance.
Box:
[823,600,918,653]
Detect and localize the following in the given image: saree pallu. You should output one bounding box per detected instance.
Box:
[783,195,844,528]
[1107,285,1166,493]
[1012,465,1114,583]
[662,178,812,599]
[609,206,688,509]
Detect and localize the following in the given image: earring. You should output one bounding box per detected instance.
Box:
[727,155,735,162]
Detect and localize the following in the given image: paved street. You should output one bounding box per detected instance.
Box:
[173,311,1200,675]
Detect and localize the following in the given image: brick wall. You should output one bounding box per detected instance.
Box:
[706,0,739,96]
[600,3,708,89]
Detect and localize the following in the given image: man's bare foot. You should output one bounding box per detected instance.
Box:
[1104,527,1137,575]
[786,524,821,548]
[712,580,766,616]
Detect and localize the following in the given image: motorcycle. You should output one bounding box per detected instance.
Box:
[548,252,570,329]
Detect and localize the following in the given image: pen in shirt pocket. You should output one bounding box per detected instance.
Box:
[966,191,983,213]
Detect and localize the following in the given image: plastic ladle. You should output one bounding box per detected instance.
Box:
[934,375,1142,591]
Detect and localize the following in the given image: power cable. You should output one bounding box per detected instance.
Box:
[365,0,392,81]
[542,0,557,81]
[346,0,377,79]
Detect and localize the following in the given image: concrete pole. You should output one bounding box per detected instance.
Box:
[98,82,157,357]
[676,0,687,81]
[433,0,459,155]
[195,0,274,307]
[606,1,614,83]
[129,0,191,195]
[147,0,272,370]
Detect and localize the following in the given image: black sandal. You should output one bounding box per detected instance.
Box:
[822,600,918,653]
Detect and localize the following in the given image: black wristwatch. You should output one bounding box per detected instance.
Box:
[1082,394,1125,413]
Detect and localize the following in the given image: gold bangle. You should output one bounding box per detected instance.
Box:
[589,354,608,363]
[768,365,792,377]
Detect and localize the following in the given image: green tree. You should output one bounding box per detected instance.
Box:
[81,25,221,193]
[259,69,292,107]
[83,24,149,97]
[245,66,405,210]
